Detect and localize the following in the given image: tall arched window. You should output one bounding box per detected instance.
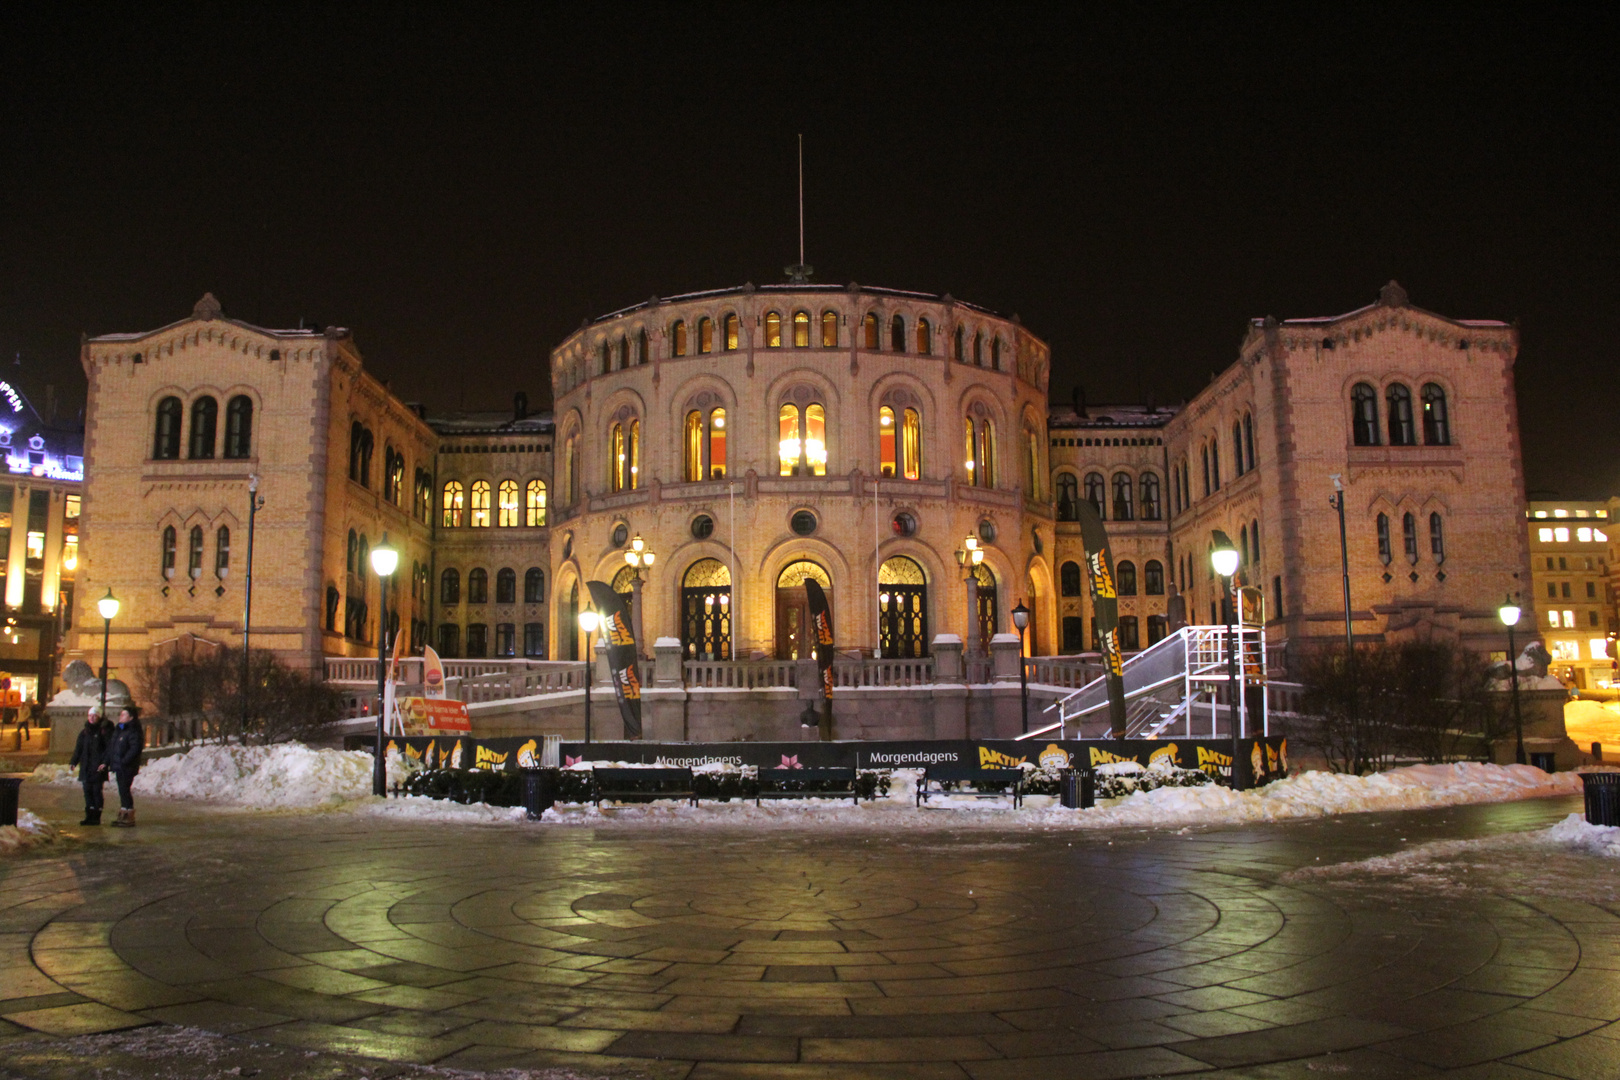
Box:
[1402,511,1418,563]
[346,529,358,573]
[415,469,432,522]
[1060,560,1082,596]
[525,479,546,526]
[778,404,800,476]
[878,405,920,480]
[1144,560,1164,595]
[525,567,545,603]
[441,481,464,527]
[723,313,740,350]
[617,336,629,370]
[223,395,253,458]
[563,432,580,505]
[697,317,713,353]
[469,480,491,527]
[954,324,966,361]
[636,328,649,364]
[1083,472,1105,516]
[1201,445,1211,496]
[1387,383,1415,445]
[1376,513,1392,564]
[1351,383,1381,445]
[878,406,897,478]
[863,312,880,349]
[1111,472,1134,520]
[990,338,1001,370]
[1140,473,1162,521]
[890,314,906,352]
[215,526,230,577]
[1024,426,1040,499]
[498,479,520,526]
[1116,560,1137,596]
[916,318,932,354]
[187,525,204,578]
[496,567,516,604]
[1232,420,1245,477]
[684,408,728,481]
[599,340,611,374]
[609,420,639,491]
[441,568,460,605]
[1210,440,1221,491]
[671,320,688,357]
[1240,523,1250,567]
[189,396,218,459]
[467,567,488,604]
[963,411,995,487]
[1056,473,1079,521]
[792,310,810,347]
[1430,512,1445,561]
[1251,518,1261,564]
[153,397,182,459]
[764,311,783,347]
[972,331,983,366]
[821,310,838,347]
[1421,383,1450,445]
[1243,412,1256,470]
[160,525,176,577]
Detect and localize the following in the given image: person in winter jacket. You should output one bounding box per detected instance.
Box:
[106,705,144,827]
[67,708,110,825]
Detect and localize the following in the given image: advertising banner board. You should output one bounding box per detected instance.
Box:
[804,578,835,739]
[398,696,471,736]
[1073,500,1128,736]
[422,645,446,700]
[586,580,643,740]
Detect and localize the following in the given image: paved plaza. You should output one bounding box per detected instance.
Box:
[2,784,1620,1079]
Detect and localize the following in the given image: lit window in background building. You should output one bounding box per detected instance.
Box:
[1550,640,1580,662]
[1564,610,1576,628]
[1554,508,1569,518]
[1539,528,1553,541]
[1555,528,1569,542]
[1578,527,1592,542]
[1591,639,1610,661]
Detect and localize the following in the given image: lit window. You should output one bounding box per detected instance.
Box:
[1597,529,1609,541]
[709,408,726,478]
[723,313,740,351]
[1592,639,1610,661]
[525,480,547,527]
[863,313,879,349]
[821,310,838,348]
[901,408,920,480]
[697,317,714,354]
[442,481,464,528]
[879,406,897,478]
[778,404,800,476]
[805,404,826,474]
[1555,528,1569,542]
[1554,508,1569,518]
[671,320,688,357]
[1577,509,1591,518]
[1563,610,1576,628]
[469,480,491,527]
[1548,611,1559,627]
[498,480,520,527]
[1539,528,1553,541]
[764,312,782,347]
[792,310,810,347]
[1579,528,1593,542]
[1534,510,1548,518]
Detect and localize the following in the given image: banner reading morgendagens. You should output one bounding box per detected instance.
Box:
[587,580,643,740]
[1074,500,1128,737]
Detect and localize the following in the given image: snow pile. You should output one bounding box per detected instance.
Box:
[1541,812,1620,857]
[30,762,75,784]
[124,744,416,809]
[0,810,59,855]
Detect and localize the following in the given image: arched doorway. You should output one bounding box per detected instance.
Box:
[775,560,830,660]
[878,556,928,658]
[563,580,580,661]
[682,558,731,660]
[972,563,997,654]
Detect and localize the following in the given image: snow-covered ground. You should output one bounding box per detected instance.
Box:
[0,810,58,855]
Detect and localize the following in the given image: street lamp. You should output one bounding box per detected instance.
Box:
[955,536,984,658]
[242,474,265,743]
[369,540,398,797]
[1011,599,1030,734]
[624,535,656,656]
[577,606,600,744]
[96,588,119,721]
[1499,596,1525,765]
[1328,474,1358,772]
[1211,530,1242,789]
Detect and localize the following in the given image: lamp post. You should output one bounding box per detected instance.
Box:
[96,589,119,721]
[369,540,398,797]
[1011,599,1030,734]
[242,474,264,741]
[624,535,656,657]
[1328,474,1358,773]
[1499,596,1525,765]
[955,536,984,659]
[577,606,600,744]
[1211,531,1242,789]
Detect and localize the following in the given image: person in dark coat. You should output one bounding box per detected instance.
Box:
[107,704,144,828]
[67,708,109,826]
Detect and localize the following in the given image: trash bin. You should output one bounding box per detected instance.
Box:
[0,776,21,827]
[1059,768,1094,810]
[1582,771,1620,827]
[520,769,556,821]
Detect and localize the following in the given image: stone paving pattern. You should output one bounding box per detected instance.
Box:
[3,786,1620,1078]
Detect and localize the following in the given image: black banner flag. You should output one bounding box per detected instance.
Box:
[804,578,835,740]
[586,581,643,740]
[1074,500,1128,737]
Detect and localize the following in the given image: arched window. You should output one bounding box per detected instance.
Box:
[1116,560,1137,596]
[609,420,639,491]
[697,317,713,354]
[441,481,464,527]
[325,585,339,632]
[954,324,966,361]
[1210,440,1221,491]
[1402,511,1418,563]
[185,525,203,578]
[525,479,546,526]
[963,412,995,487]
[637,328,649,364]
[564,432,580,505]
[1140,473,1162,521]
[1243,412,1256,470]
[415,469,432,523]
[792,310,810,347]
[863,312,880,349]
[1024,426,1040,500]
[878,406,920,480]
[778,402,826,476]
[1200,445,1211,496]
[498,480,520,526]
[188,396,218,459]
[916,318,932,354]
[764,311,782,348]
[684,408,728,481]
[723,313,740,350]
[1083,472,1105,516]
[617,336,629,370]
[1251,518,1261,564]
[821,310,838,348]
[1386,383,1415,445]
[1351,383,1381,445]
[153,397,183,459]
[160,525,177,577]
[1430,512,1445,561]
[346,529,357,573]
[1111,472,1134,520]
[467,567,488,605]
[671,320,688,357]
[496,567,516,604]
[1421,383,1450,445]
[890,314,906,352]
[878,406,897,478]
[223,396,253,458]
[1060,560,1082,597]
[973,331,983,366]
[1240,523,1250,567]
[1056,473,1079,521]
[469,480,491,527]
[1232,420,1245,477]
[525,567,546,604]
[877,555,928,658]
[1144,560,1164,595]
[1147,615,1168,645]
[990,338,1001,370]
[599,340,611,375]
[1376,513,1391,565]
[349,421,364,481]
[441,568,460,604]
[524,622,545,658]
[215,526,230,577]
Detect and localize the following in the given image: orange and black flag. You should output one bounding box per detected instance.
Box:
[586,580,643,739]
[1075,500,1128,737]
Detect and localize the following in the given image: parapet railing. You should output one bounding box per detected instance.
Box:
[685,660,798,689]
[833,657,934,688]
[324,656,573,684]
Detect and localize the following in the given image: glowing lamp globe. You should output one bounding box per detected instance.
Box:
[97,589,120,622]
[369,543,398,577]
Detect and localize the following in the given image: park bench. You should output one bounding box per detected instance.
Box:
[916,764,1024,808]
[592,767,697,807]
[755,767,860,805]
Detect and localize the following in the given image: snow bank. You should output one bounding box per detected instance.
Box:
[1541,812,1620,856]
[0,810,58,855]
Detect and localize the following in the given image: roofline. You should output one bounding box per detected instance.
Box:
[590,283,1011,326]
[1253,302,1508,330]
[88,315,339,344]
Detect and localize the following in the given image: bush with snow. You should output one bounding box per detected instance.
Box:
[0,810,58,855]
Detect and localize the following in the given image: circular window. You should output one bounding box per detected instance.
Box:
[978,518,997,545]
[691,514,715,540]
[612,523,629,547]
[790,510,818,536]
[892,511,918,537]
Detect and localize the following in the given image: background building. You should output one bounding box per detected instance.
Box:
[1528,500,1612,687]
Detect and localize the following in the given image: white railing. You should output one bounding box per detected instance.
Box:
[833,656,934,688]
[459,664,590,703]
[685,660,798,689]
[1027,655,1105,689]
[324,657,571,684]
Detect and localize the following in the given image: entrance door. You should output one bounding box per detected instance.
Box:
[681,558,732,660]
[879,555,928,659]
[973,563,997,654]
[775,560,831,660]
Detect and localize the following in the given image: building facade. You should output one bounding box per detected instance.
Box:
[1528,501,1612,687]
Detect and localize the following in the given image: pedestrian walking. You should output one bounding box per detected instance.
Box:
[107,704,144,828]
[68,708,109,825]
[17,701,31,746]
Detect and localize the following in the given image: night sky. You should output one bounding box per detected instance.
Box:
[2,6,1615,496]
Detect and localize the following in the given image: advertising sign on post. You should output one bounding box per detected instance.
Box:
[586,581,643,740]
[804,578,835,740]
[1074,500,1128,737]
[422,645,446,700]
[398,696,471,737]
